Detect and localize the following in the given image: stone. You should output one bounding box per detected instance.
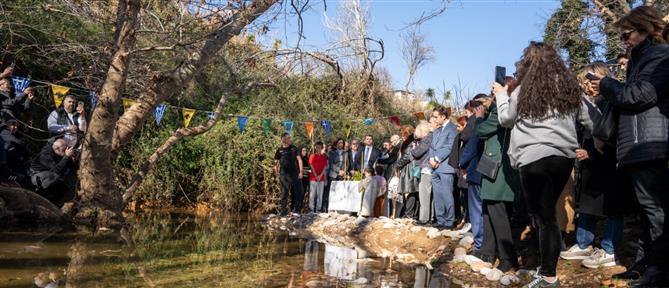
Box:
[500,274,521,286]
[410,226,422,232]
[486,268,504,281]
[470,261,492,272]
[426,228,442,239]
[383,222,396,229]
[464,254,484,265]
[453,247,467,257]
[479,267,492,276]
[459,235,474,246]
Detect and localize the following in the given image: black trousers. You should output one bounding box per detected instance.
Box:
[626,160,669,267]
[280,173,304,214]
[480,200,517,263]
[401,192,419,219]
[519,156,574,277]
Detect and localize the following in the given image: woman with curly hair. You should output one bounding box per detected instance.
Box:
[494,42,593,288]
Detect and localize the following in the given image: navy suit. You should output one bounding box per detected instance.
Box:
[428,121,458,227]
[459,126,484,249]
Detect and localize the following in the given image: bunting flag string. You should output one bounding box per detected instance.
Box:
[50,85,69,108]
[182,108,196,128]
[122,98,136,111]
[237,116,248,133]
[321,120,331,139]
[283,120,294,135]
[388,116,401,128]
[11,76,31,97]
[304,122,314,139]
[262,119,272,135]
[154,103,167,126]
[89,91,98,110]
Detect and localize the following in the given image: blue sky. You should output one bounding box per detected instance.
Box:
[264,0,561,100]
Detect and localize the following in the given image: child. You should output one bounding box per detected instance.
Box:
[387,169,401,219]
[373,166,387,217]
[358,167,378,217]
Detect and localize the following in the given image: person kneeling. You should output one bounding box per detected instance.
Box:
[29,139,78,207]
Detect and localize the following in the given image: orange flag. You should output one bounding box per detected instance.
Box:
[414,111,425,120]
[305,121,314,139]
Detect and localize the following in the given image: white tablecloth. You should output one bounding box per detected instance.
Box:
[328,181,361,213]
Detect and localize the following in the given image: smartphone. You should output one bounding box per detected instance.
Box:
[585,72,600,80]
[495,66,506,85]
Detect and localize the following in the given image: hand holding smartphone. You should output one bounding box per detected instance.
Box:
[585,72,601,81]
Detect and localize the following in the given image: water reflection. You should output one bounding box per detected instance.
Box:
[0,212,452,287]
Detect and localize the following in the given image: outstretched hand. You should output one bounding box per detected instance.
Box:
[492,82,508,96]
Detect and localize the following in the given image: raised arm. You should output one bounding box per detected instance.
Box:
[496,88,518,128]
[600,57,669,112]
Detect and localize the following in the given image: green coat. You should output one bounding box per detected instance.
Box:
[474,106,521,202]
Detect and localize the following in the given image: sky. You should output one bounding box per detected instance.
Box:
[263,0,562,100]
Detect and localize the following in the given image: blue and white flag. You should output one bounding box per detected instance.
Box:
[89,91,98,110]
[11,76,30,97]
[283,120,294,135]
[363,118,375,125]
[207,111,216,120]
[154,103,167,126]
[237,116,249,133]
[321,120,331,139]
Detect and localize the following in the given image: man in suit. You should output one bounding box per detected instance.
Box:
[428,105,458,229]
[361,135,381,171]
[347,138,362,175]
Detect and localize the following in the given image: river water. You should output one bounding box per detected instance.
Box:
[0,212,451,287]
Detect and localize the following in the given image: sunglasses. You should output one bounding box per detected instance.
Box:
[621,30,636,41]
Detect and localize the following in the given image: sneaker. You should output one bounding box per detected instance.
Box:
[581,248,616,269]
[524,276,560,288]
[559,244,593,260]
[458,222,472,234]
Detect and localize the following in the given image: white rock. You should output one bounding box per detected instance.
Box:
[410,226,422,232]
[453,247,467,257]
[464,254,483,265]
[459,235,474,247]
[452,254,466,263]
[426,228,441,239]
[479,267,492,276]
[383,222,395,229]
[486,268,504,281]
[500,274,520,285]
[350,277,368,284]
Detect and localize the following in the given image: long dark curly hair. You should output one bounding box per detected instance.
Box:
[513,42,582,120]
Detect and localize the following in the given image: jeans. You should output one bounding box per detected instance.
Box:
[626,160,669,267]
[576,213,623,255]
[309,181,325,212]
[280,173,304,214]
[418,173,433,222]
[432,172,455,227]
[519,156,574,277]
[468,184,484,250]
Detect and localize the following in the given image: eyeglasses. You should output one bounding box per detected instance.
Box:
[621,30,636,41]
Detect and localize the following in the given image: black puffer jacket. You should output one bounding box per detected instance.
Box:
[600,40,669,164]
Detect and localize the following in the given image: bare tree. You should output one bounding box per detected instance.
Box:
[401,26,434,92]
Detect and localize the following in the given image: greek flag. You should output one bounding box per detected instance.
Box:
[11,76,31,97]
[155,104,167,126]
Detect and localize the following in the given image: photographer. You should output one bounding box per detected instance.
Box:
[29,139,79,207]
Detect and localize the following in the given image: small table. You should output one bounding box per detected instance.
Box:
[327,181,361,213]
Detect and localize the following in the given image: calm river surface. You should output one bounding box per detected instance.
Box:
[0,212,451,287]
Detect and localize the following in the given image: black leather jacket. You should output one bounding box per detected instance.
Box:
[600,39,669,164]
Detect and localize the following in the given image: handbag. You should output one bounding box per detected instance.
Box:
[411,165,421,178]
[476,129,508,180]
[592,99,618,147]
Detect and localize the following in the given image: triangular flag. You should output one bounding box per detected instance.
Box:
[283,120,294,135]
[51,85,69,108]
[321,120,331,139]
[414,112,425,120]
[89,91,98,110]
[122,98,136,111]
[237,116,248,133]
[154,103,167,126]
[11,76,31,97]
[207,111,216,120]
[305,122,314,139]
[343,120,352,138]
[262,119,271,135]
[363,118,375,125]
[388,116,401,128]
[182,108,196,127]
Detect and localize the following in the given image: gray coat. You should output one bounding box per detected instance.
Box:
[410,132,432,169]
[327,149,345,178]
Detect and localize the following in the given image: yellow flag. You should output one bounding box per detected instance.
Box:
[51,85,69,108]
[182,108,196,127]
[122,98,136,111]
[343,120,352,138]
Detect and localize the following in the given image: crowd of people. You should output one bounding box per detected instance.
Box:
[275,6,669,288]
[0,64,85,207]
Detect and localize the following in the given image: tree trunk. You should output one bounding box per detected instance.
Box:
[74,0,141,227]
[110,0,279,155]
